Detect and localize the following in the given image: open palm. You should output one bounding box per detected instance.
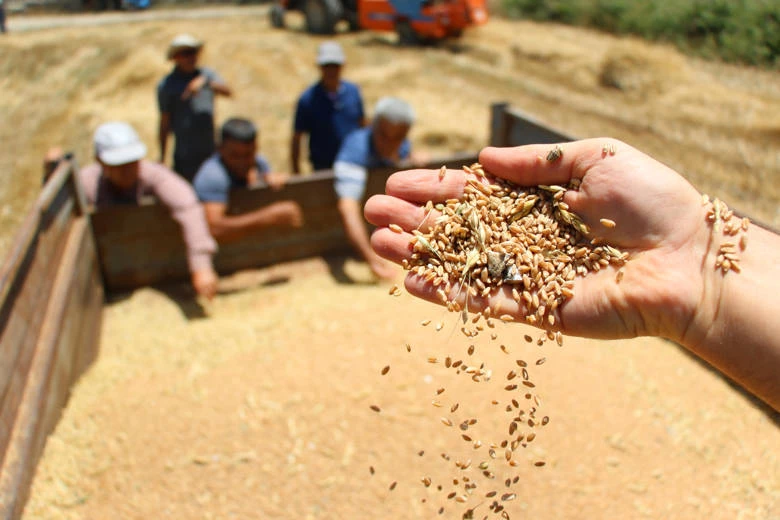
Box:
[365,139,712,342]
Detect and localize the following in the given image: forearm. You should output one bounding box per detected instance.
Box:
[338,198,374,261]
[171,205,218,274]
[208,206,285,243]
[211,80,232,97]
[685,223,780,410]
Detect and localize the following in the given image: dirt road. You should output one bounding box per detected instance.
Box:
[5,5,268,32]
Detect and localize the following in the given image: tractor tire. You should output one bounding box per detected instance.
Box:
[396,20,419,46]
[303,0,342,35]
[345,10,360,31]
[270,4,285,28]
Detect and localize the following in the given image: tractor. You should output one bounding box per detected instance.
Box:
[270,0,488,43]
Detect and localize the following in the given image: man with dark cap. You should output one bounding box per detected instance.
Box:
[290,41,366,174]
[158,34,233,182]
[194,118,304,243]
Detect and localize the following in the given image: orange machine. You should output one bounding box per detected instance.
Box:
[270,0,488,42]
[358,0,488,42]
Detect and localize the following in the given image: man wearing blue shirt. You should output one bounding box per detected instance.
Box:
[334,97,414,280]
[291,41,366,174]
[194,118,303,243]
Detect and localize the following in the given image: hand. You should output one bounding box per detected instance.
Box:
[365,139,714,342]
[271,200,304,228]
[182,75,208,100]
[369,253,398,281]
[264,171,289,191]
[192,268,219,300]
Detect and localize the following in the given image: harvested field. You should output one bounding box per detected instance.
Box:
[2,7,779,519]
[1,7,779,256]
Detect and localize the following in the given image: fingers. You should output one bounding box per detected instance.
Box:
[364,194,439,231]
[385,168,467,204]
[370,227,414,264]
[479,139,610,186]
[401,274,528,323]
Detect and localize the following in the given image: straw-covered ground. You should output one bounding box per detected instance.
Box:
[1,6,778,519]
[0,6,779,257]
[23,258,779,519]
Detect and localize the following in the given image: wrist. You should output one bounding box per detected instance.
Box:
[679,214,727,346]
[679,201,755,351]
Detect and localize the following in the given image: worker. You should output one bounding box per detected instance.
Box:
[68,121,219,299]
[365,138,780,411]
[0,0,6,34]
[158,34,232,182]
[334,97,414,280]
[193,117,304,243]
[291,41,366,174]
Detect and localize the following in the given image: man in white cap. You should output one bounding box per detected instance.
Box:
[158,34,232,182]
[290,41,366,174]
[333,97,415,280]
[72,121,220,299]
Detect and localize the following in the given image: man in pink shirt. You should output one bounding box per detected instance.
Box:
[75,121,219,299]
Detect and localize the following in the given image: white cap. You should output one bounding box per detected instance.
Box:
[93,122,147,166]
[167,33,203,59]
[374,97,415,125]
[316,41,346,65]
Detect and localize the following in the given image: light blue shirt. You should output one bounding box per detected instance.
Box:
[193,153,271,204]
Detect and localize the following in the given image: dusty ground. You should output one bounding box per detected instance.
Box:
[0,6,779,256]
[3,7,779,519]
[23,258,779,519]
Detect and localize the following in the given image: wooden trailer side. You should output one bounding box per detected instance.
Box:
[92,154,479,293]
[0,162,103,520]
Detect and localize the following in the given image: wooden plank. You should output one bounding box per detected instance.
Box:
[490,101,574,147]
[492,103,780,234]
[0,168,77,469]
[0,218,103,520]
[0,159,73,306]
[94,153,479,292]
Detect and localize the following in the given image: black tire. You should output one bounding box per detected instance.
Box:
[304,0,342,35]
[345,10,360,31]
[270,4,285,28]
[396,20,419,46]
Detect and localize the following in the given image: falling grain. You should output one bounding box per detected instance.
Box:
[599,218,616,229]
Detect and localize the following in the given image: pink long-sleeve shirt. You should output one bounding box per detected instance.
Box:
[79,160,217,273]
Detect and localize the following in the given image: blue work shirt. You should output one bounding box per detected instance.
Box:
[294,80,365,171]
[193,153,272,204]
[333,127,411,201]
